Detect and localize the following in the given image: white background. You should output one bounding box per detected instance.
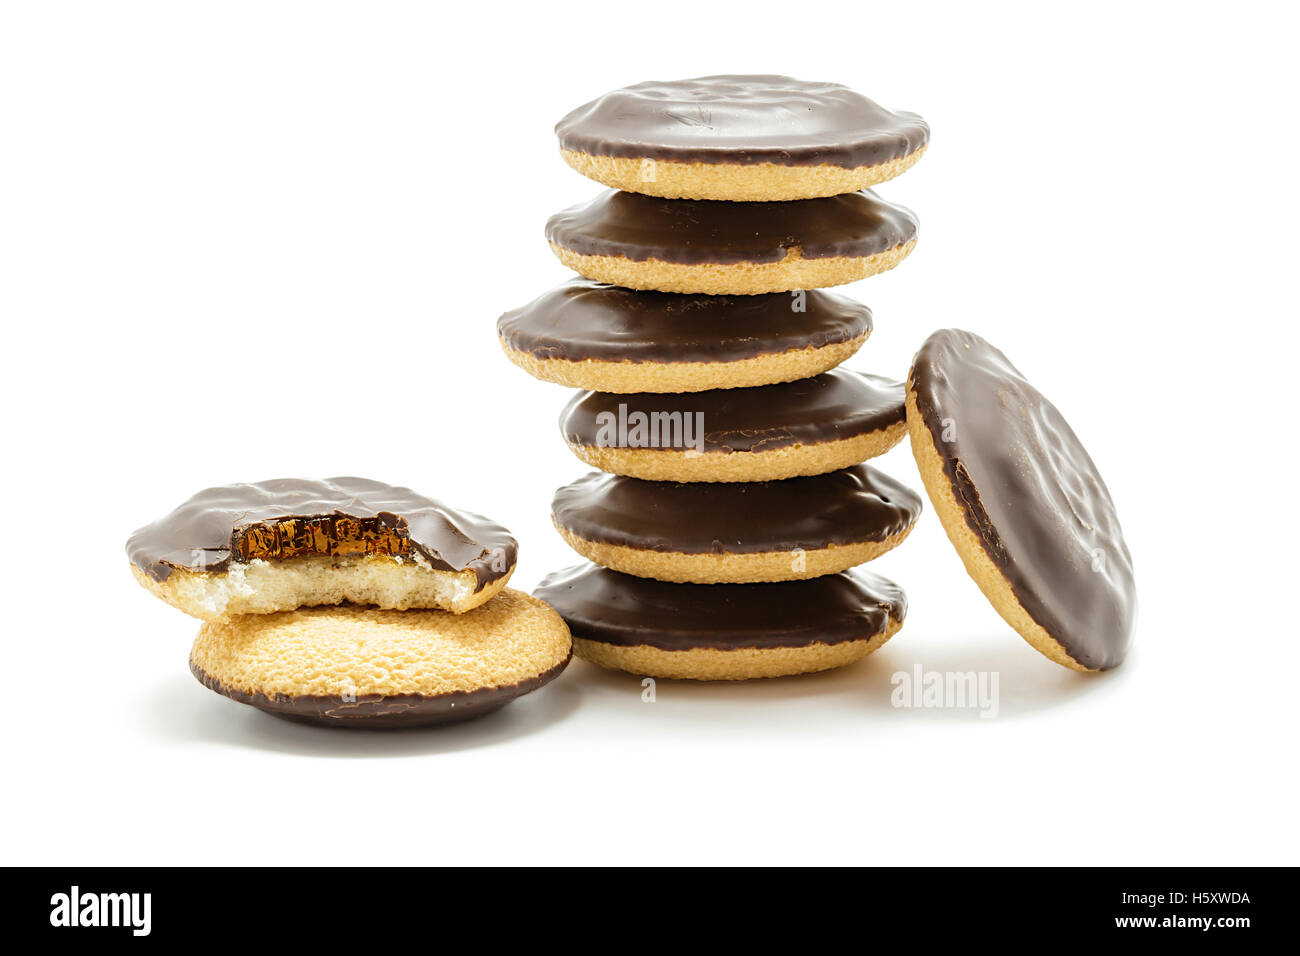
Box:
[3,1,1296,866]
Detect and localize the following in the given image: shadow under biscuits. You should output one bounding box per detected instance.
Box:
[569,654,890,705]
[568,636,1127,724]
[141,668,585,758]
[851,637,1131,721]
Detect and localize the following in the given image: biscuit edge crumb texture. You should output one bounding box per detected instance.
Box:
[499,334,866,393]
[559,147,927,201]
[564,422,907,482]
[904,383,1094,672]
[548,240,917,295]
[571,618,903,680]
[554,523,915,583]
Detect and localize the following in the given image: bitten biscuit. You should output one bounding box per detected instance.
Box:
[555,75,929,201]
[189,591,572,728]
[545,190,917,295]
[126,477,517,620]
[907,329,1137,672]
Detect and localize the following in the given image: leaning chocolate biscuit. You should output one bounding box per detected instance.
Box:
[560,369,906,482]
[546,190,917,294]
[535,564,906,680]
[498,279,871,393]
[552,466,921,583]
[190,591,571,728]
[907,329,1137,671]
[127,477,517,620]
[556,75,929,201]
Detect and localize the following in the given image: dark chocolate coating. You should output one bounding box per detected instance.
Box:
[498,279,871,364]
[909,329,1137,670]
[545,190,917,264]
[127,477,517,591]
[552,465,921,555]
[190,656,570,729]
[534,565,905,651]
[561,369,905,454]
[556,75,929,169]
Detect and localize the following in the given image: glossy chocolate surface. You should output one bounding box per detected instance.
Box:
[498,279,871,364]
[552,465,921,554]
[128,477,517,590]
[910,329,1137,670]
[556,75,928,168]
[561,369,905,453]
[535,564,905,650]
[545,189,917,264]
[191,656,570,729]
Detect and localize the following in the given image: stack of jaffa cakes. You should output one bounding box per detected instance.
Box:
[498,76,929,680]
[126,477,571,727]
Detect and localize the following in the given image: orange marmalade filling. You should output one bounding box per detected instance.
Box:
[232,515,409,563]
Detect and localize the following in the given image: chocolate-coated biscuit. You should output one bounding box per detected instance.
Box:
[546,190,918,294]
[556,75,928,201]
[498,279,871,393]
[535,564,906,680]
[189,592,571,728]
[127,477,517,619]
[907,329,1137,671]
[551,465,921,583]
[560,369,907,482]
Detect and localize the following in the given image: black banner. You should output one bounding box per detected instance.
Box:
[14,867,1283,941]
